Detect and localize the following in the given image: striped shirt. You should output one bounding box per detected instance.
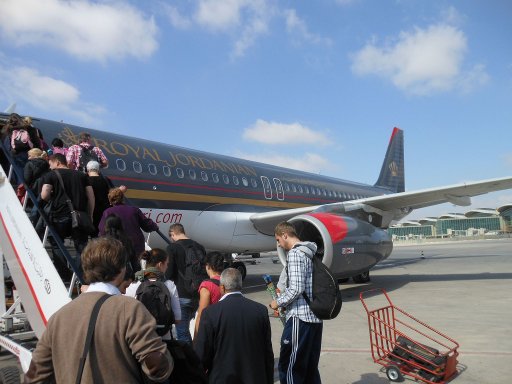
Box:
[276,242,321,323]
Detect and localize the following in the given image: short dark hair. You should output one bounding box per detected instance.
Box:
[51,138,64,148]
[81,237,128,283]
[79,132,91,143]
[48,153,67,165]
[169,223,185,235]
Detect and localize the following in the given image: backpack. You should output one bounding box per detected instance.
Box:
[178,242,208,297]
[135,279,175,336]
[78,145,99,172]
[11,129,34,151]
[302,253,342,320]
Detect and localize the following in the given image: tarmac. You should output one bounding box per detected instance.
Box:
[2,238,511,383]
[242,238,512,384]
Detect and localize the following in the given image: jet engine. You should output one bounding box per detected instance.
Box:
[277,212,393,279]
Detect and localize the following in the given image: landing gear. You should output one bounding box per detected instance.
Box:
[232,261,247,280]
[352,270,370,284]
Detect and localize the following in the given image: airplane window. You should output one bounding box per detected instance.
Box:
[201,171,208,181]
[163,166,171,177]
[233,176,239,185]
[311,188,316,195]
[251,178,258,188]
[305,186,309,194]
[298,185,303,193]
[284,182,290,192]
[148,164,157,175]
[222,174,230,184]
[316,188,321,195]
[133,161,142,174]
[242,177,249,187]
[176,168,184,178]
[342,192,347,199]
[327,190,332,197]
[116,159,126,172]
[291,184,297,192]
[212,173,219,183]
[323,189,327,196]
[189,169,196,180]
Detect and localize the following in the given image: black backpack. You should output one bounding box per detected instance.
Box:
[78,145,100,172]
[135,279,175,336]
[178,243,208,297]
[302,253,342,320]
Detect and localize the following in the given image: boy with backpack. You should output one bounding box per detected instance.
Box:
[270,221,324,384]
[66,132,109,172]
[165,223,208,345]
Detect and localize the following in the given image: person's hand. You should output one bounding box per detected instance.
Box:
[119,185,127,193]
[269,300,278,310]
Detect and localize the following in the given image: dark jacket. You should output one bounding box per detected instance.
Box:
[24,157,50,192]
[166,238,206,300]
[98,204,158,256]
[194,293,274,384]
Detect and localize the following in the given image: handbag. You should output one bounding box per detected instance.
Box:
[54,170,96,235]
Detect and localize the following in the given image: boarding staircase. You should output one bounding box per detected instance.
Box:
[0,140,78,379]
[0,128,174,381]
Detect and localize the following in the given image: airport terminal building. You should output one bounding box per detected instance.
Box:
[388,205,512,240]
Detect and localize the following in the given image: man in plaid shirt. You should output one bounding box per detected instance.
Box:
[270,221,323,384]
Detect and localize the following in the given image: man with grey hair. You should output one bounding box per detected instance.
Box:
[86,160,111,236]
[194,268,274,384]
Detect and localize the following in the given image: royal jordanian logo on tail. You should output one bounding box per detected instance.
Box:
[389,161,398,177]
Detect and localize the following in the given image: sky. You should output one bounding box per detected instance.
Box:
[0,0,511,221]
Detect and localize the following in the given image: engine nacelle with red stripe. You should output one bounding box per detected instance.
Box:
[277,212,393,278]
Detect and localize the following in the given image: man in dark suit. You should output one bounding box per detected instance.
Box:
[194,268,274,384]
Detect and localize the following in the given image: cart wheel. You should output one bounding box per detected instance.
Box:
[0,366,20,384]
[386,365,403,382]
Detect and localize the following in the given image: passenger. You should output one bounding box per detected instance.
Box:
[7,113,40,181]
[48,137,68,157]
[193,251,224,338]
[98,187,158,260]
[270,221,323,384]
[25,237,173,384]
[23,116,47,150]
[166,223,207,345]
[24,148,49,194]
[86,160,110,237]
[101,214,137,274]
[66,132,108,172]
[124,248,182,342]
[194,268,274,384]
[40,153,94,281]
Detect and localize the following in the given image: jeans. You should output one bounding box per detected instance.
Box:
[175,298,198,345]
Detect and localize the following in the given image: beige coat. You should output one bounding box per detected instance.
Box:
[26,292,171,383]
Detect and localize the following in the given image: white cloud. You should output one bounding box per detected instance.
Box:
[243,119,330,146]
[351,23,489,95]
[284,9,332,46]
[237,152,332,174]
[162,3,192,30]
[195,0,244,31]
[0,0,158,62]
[0,64,104,124]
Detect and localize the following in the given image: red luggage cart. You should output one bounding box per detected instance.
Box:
[360,288,459,383]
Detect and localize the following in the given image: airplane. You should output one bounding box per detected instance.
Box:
[2,112,512,283]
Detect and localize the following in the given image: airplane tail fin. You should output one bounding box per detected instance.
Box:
[374,127,405,193]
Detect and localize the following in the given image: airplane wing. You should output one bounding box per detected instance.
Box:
[250,176,512,234]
